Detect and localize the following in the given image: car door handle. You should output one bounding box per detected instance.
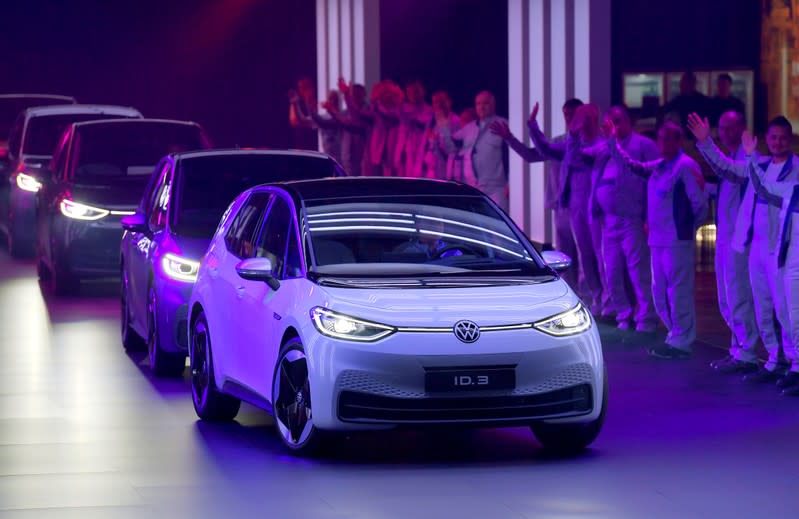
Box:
[236,285,245,298]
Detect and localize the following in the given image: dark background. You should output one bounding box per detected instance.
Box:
[1,0,763,146]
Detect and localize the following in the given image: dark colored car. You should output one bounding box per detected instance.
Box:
[0,94,77,236]
[120,149,345,376]
[0,105,142,256]
[36,119,211,295]
[0,94,76,155]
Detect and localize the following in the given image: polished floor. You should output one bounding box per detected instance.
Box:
[0,250,798,519]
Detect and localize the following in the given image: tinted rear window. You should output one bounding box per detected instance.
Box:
[0,98,73,139]
[24,113,138,156]
[71,122,207,182]
[171,154,338,238]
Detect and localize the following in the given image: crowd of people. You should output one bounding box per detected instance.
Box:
[287,72,799,397]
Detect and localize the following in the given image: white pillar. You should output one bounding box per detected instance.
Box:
[316,0,381,111]
[508,0,610,246]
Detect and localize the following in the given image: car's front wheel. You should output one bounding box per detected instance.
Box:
[530,368,608,453]
[147,285,186,377]
[190,309,240,421]
[272,337,325,456]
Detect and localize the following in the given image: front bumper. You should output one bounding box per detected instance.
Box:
[8,188,36,240]
[303,324,604,430]
[52,214,126,278]
[155,276,192,353]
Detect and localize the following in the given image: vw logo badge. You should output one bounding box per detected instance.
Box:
[453,320,480,343]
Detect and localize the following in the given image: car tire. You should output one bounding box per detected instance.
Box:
[530,367,608,453]
[147,285,186,377]
[189,309,241,421]
[272,337,326,457]
[120,268,145,351]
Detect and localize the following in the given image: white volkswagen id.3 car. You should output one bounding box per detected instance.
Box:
[188,178,606,455]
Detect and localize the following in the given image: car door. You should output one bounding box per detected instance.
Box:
[128,160,172,332]
[36,129,70,265]
[211,191,272,386]
[237,193,294,395]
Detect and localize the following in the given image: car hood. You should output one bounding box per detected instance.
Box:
[317,277,576,327]
[67,181,149,209]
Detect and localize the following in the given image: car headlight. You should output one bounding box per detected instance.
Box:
[533,303,592,337]
[310,307,396,342]
[59,199,109,221]
[162,253,200,282]
[15,173,42,193]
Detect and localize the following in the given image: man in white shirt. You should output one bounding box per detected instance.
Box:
[690,113,797,385]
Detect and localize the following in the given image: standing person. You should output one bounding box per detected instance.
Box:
[488,98,584,292]
[690,113,797,384]
[690,111,759,373]
[710,74,746,127]
[296,89,343,163]
[395,80,433,177]
[415,91,459,180]
[526,102,608,315]
[439,91,509,210]
[608,120,707,359]
[331,81,369,176]
[561,105,660,332]
[660,72,711,136]
[288,77,319,150]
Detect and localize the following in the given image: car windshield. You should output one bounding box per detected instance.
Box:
[24,113,138,156]
[172,154,341,238]
[71,122,207,183]
[304,195,548,277]
[0,97,72,139]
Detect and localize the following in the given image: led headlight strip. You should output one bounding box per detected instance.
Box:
[162,253,200,282]
[310,307,396,342]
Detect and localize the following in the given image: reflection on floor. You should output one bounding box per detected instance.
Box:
[0,248,797,519]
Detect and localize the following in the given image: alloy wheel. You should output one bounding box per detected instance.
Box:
[273,348,313,446]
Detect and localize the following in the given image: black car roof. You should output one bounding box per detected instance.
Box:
[171,148,333,161]
[275,177,484,201]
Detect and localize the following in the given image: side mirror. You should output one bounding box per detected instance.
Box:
[542,250,572,273]
[121,212,148,233]
[236,257,281,290]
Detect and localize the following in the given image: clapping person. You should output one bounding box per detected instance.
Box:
[287,77,319,150]
[489,98,584,293]
[561,105,660,333]
[690,113,796,385]
[607,119,707,359]
[526,102,609,316]
[395,80,433,177]
[439,91,509,210]
[414,90,459,180]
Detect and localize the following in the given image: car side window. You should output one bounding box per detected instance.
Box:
[225,192,272,259]
[50,133,70,182]
[254,195,292,277]
[148,163,172,231]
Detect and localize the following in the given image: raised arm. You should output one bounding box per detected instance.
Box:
[688,113,749,182]
[526,102,566,160]
[489,120,546,163]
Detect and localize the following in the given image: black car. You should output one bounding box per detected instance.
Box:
[119,149,346,375]
[36,119,211,294]
[0,105,142,256]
